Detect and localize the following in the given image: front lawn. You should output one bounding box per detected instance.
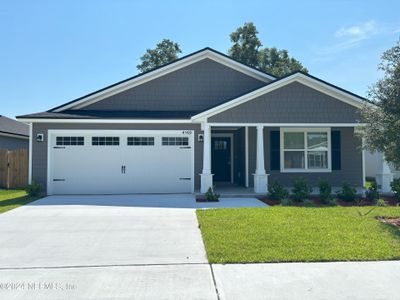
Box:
[0,189,40,214]
[197,206,400,263]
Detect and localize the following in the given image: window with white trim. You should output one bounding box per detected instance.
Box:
[281,129,330,172]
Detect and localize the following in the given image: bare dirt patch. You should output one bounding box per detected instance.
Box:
[377,216,400,228]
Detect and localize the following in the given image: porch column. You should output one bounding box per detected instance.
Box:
[253,125,268,193]
[376,155,393,193]
[200,123,213,193]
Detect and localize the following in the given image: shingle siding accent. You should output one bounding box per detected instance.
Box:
[32,123,203,193]
[79,59,266,112]
[208,82,362,123]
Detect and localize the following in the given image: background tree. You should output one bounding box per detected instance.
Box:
[228,22,307,76]
[228,22,262,67]
[361,40,400,168]
[258,47,307,77]
[137,39,181,73]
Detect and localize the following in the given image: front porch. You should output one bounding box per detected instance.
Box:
[200,124,268,194]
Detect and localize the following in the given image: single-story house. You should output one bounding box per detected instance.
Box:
[17,47,373,195]
[0,115,29,150]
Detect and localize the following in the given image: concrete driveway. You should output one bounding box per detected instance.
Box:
[0,194,264,299]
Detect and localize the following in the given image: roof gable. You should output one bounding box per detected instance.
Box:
[192,72,368,120]
[51,48,275,112]
[0,115,29,136]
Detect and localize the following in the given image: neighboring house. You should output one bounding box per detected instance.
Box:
[17,48,368,195]
[0,115,29,150]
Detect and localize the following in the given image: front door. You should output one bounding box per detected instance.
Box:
[211,136,231,182]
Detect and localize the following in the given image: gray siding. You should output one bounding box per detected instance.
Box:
[80,59,266,112]
[209,82,362,123]
[32,123,203,193]
[260,127,363,187]
[0,136,28,150]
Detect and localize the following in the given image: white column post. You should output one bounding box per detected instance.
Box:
[200,123,213,193]
[253,125,268,193]
[376,154,393,193]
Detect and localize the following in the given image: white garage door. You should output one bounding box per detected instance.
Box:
[48,130,194,194]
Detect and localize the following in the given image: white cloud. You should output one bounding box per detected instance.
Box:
[335,20,379,39]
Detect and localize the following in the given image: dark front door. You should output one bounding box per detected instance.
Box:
[211,137,231,182]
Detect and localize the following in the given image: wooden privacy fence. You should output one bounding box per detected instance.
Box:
[0,149,28,189]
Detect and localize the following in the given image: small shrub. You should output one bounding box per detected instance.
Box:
[303,199,316,207]
[391,178,400,201]
[327,199,337,206]
[291,177,312,202]
[267,181,289,202]
[336,183,357,202]
[365,181,380,202]
[205,187,220,202]
[281,198,292,206]
[25,180,41,197]
[318,179,332,204]
[376,198,387,207]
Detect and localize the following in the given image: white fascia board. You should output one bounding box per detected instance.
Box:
[16,118,196,124]
[0,132,29,139]
[53,50,274,112]
[191,73,367,120]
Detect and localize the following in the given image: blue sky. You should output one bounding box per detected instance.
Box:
[1,0,399,118]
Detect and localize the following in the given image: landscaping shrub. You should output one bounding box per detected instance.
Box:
[318,179,332,204]
[25,180,41,197]
[303,199,316,207]
[281,198,292,206]
[205,187,220,202]
[391,178,400,201]
[376,198,387,207]
[267,181,289,202]
[327,199,337,206]
[365,181,380,202]
[336,183,357,202]
[291,177,312,202]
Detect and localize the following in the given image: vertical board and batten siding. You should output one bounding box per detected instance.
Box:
[80,59,267,112]
[32,123,203,192]
[208,82,361,123]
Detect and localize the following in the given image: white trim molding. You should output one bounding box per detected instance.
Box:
[49,49,274,112]
[280,127,332,173]
[28,123,33,184]
[191,73,367,120]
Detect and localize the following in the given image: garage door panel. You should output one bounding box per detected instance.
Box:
[49,131,193,194]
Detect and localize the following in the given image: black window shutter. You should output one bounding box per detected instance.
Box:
[331,131,341,170]
[270,131,280,170]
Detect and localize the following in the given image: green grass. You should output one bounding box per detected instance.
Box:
[197,206,400,263]
[0,189,40,214]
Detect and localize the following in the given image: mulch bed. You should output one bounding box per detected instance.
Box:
[256,196,399,207]
[377,216,400,228]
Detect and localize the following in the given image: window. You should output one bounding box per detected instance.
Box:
[127,137,154,146]
[56,136,84,146]
[214,140,227,150]
[162,137,189,146]
[92,136,119,146]
[281,129,330,172]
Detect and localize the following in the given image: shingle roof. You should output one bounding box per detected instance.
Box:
[17,110,198,120]
[0,115,29,136]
